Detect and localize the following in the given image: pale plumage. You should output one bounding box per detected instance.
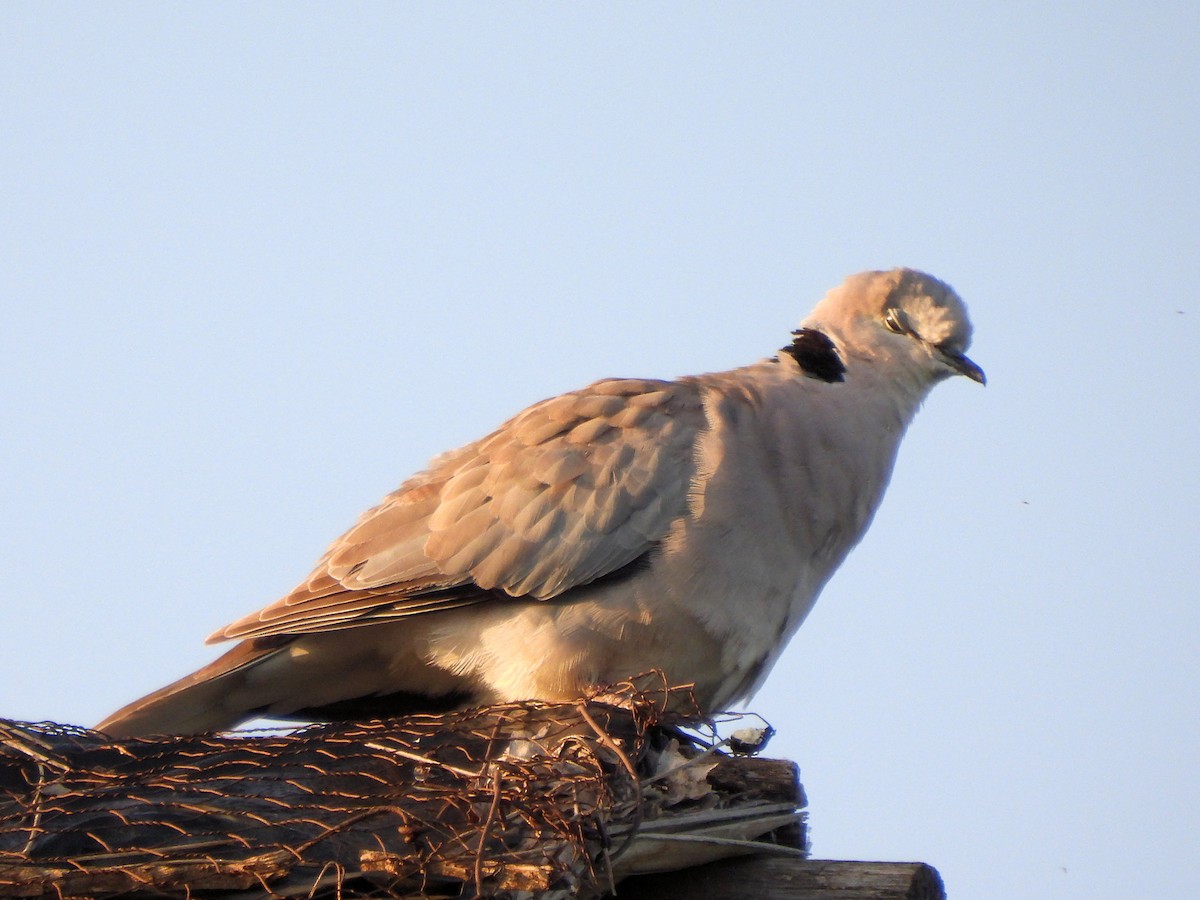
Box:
[98,268,983,737]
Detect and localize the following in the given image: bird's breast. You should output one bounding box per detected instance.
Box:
[649,371,907,703]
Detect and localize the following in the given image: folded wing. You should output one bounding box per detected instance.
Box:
[211,378,705,642]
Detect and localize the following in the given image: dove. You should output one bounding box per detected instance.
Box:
[97,268,983,737]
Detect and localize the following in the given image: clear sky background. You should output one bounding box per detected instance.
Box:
[2,5,1197,898]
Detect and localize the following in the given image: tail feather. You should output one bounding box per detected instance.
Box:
[95,639,290,738]
[95,624,478,738]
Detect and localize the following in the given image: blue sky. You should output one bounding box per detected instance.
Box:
[2,5,1197,898]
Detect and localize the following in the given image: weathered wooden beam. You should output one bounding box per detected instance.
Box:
[615,857,945,900]
[0,691,945,899]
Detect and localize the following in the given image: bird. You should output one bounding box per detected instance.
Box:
[97,268,984,737]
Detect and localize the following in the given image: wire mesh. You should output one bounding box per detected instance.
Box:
[0,681,732,899]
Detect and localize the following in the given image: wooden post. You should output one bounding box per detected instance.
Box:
[0,696,947,899]
[616,857,945,899]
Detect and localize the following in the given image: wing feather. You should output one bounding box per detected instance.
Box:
[211,377,704,642]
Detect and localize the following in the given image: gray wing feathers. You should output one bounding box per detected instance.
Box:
[425,379,697,597]
[212,378,703,642]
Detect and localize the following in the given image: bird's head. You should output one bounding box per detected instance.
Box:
[803,268,985,387]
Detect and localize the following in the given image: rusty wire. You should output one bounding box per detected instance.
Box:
[0,680,718,899]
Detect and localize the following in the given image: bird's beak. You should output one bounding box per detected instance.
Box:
[937,347,986,385]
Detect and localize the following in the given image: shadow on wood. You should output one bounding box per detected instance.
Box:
[618,857,945,899]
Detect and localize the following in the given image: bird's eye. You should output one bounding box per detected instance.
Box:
[884,308,907,335]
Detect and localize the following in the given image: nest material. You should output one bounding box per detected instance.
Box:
[0,683,804,899]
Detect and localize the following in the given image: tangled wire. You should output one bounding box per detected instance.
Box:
[0,680,801,899]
